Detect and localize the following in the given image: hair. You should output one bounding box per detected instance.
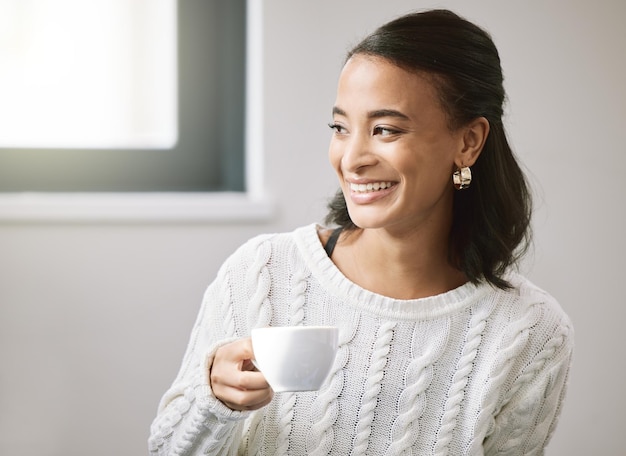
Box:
[325,9,532,289]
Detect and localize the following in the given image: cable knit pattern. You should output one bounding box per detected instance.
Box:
[246,237,273,329]
[486,323,572,455]
[288,249,309,327]
[306,316,359,455]
[351,321,396,455]
[522,353,571,455]
[218,268,236,339]
[272,248,311,453]
[148,223,574,456]
[386,319,450,455]
[504,323,570,409]
[465,301,540,454]
[434,301,495,456]
[245,412,265,456]
[276,393,297,454]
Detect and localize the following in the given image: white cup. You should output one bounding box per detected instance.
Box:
[251,326,339,392]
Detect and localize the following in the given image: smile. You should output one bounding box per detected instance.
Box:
[349,181,395,193]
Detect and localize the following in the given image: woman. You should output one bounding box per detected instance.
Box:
[149,9,573,455]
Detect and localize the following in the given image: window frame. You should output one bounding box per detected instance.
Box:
[0,0,272,223]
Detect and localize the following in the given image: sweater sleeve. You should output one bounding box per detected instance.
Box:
[148,251,254,455]
[484,306,574,456]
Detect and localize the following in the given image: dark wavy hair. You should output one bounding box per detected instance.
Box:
[325,9,532,289]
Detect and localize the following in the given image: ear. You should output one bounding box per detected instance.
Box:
[455,117,489,167]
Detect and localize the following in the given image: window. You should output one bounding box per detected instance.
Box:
[0,0,249,193]
[0,0,177,150]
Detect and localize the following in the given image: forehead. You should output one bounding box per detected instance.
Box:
[335,54,442,114]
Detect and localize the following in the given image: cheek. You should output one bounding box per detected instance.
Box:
[397,150,453,194]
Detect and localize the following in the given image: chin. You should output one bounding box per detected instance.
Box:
[345,209,389,230]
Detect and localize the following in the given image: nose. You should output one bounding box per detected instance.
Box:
[338,133,378,173]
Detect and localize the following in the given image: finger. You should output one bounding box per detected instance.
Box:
[221,386,274,411]
[236,370,271,391]
[211,359,268,390]
[219,338,255,363]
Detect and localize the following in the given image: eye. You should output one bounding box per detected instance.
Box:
[328,122,348,135]
[373,125,399,137]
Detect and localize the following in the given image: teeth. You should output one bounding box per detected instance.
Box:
[350,182,393,193]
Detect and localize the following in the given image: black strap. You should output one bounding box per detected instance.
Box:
[324,227,342,257]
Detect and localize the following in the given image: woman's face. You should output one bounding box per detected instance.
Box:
[329,55,467,234]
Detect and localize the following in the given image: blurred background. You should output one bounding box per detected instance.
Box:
[0,0,624,454]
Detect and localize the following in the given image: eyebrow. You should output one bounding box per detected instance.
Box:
[332,106,410,121]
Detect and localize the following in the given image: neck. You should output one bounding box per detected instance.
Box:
[333,226,466,300]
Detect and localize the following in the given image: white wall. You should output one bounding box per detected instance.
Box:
[1,1,624,454]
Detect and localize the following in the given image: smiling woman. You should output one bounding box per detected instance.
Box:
[148,9,573,456]
[0,0,247,193]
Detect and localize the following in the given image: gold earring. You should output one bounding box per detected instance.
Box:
[453,166,472,190]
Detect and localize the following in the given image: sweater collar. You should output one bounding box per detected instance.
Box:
[294,223,491,321]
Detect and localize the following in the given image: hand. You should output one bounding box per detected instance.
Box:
[210,337,273,411]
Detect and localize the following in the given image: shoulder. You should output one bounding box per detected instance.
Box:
[218,224,320,274]
[496,273,574,362]
[507,273,572,330]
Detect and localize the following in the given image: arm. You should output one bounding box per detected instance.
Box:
[148,259,271,455]
[148,280,247,456]
[484,318,574,455]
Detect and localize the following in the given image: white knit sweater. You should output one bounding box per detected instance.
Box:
[149,224,573,455]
